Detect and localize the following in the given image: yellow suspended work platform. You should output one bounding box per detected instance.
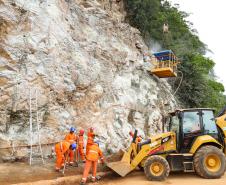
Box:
[150,50,180,78]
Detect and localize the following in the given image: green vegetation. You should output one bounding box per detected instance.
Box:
[124,0,226,112]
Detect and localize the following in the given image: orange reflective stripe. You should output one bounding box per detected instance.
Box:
[89,150,98,154]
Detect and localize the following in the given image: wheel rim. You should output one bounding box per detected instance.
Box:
[204,154,221,172]
[150,162,164,176]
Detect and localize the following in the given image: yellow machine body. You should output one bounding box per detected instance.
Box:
[189,135,222,154]
[216,112,226,154]
[151,67,177,78]
[107,108,226,179]
[107,132,176,176]
[150,50,179,78]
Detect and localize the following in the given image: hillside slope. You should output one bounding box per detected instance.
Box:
[0,0,178,157]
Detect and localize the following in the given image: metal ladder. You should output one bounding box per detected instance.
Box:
[28,87,45,165]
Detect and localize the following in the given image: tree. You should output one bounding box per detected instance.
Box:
[124,0,226,113]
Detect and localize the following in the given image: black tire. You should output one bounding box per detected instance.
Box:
[194,145,226,179]
[138,157,148,171]
[144,155,170,181]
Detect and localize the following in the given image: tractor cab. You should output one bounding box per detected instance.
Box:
[150,50,179,78]
[167,108,220,153]
[107,108,225,181]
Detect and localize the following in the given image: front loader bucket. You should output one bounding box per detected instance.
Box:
[107,144,134,177]
[107,160,132,177]
[107,130,138,177]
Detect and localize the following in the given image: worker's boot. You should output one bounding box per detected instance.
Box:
[74,161,78,167]
[91,176,96,183]
[80,181,86,185]
[80,178,87,185]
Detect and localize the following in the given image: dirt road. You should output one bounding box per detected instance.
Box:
[0,162,225,185]
[0,161,83,185]
[100,171,226,185]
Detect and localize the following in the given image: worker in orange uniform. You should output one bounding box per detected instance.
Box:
[86,127,95,155]
[78,129,86,163]
[129,131,142,143]
[80,140,104,185]
[55,141,77,171]
[65,127,78,165]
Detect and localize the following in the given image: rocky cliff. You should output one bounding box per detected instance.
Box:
[0,0,178,157]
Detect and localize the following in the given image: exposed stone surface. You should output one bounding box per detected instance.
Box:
[0,0,178,158]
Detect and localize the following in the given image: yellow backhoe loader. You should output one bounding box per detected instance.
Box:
[107,108,226,181]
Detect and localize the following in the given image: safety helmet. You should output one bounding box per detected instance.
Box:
[70,127,76,132]
[79,129,85,135]
[71,143,77,150]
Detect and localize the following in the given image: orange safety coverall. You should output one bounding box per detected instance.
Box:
[86,131,95,155]
[78,135,86,161]
[65,133,78,163]
[81,143,104,183]
[55,141,70,170]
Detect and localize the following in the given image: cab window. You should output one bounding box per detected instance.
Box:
[170,116,180,133]
[183,111,201,133]
[202,110,218,134]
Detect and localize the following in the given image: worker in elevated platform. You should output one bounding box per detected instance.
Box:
[65,127,78,165]
[55,141,76,171]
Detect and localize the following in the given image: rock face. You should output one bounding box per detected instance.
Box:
[0,0,178,157]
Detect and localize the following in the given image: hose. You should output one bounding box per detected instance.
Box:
[164,70,183,106]
[173,70,183,96]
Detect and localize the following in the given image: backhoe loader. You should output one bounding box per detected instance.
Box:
[107,108,226,181]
